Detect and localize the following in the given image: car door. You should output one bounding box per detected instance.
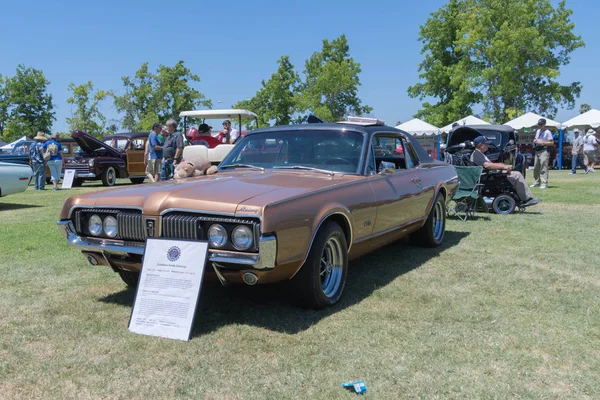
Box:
[126,138,147,177]
[367,132,425,234]
[402,138,432,220]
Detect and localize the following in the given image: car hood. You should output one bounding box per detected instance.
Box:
[71,130,122,158]
[61,170,360,218]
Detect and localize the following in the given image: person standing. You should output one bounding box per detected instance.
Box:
[145,122,163,182]
[29,131,47,190]
[570,129,587,174]
[583,129,599,173]
[42,132,63,190]
[161,120,184,180]
[530,118,553,189]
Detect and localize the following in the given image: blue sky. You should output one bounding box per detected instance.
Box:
[1,0,598,132]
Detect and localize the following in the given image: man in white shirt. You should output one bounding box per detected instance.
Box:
[220,119,239,144]
[531,118,554,189]
[470,136,541,207]
[570,129,587,174]
[583,129,599,173]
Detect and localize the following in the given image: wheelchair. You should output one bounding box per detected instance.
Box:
[447,141,528,214]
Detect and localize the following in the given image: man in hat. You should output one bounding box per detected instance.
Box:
[570,129,587,174]
[582,129,599,173]
[530,118,553,189]
[29,131,47,190]
[470,136,541,207]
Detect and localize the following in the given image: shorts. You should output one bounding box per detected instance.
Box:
[146,158,161,175]
[584,150,597,163]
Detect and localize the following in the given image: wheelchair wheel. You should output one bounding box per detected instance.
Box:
[492,195,516,214]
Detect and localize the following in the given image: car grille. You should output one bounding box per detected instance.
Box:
[66,165,90,175]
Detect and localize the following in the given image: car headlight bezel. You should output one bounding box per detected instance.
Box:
[103,216,118,238]
[88,214,103,236]
[231,225,253,250]
[208,224,228,248]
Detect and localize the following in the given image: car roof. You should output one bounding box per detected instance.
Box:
[103,132,149,140]
[451,124,515,133]
[179,109,258,119]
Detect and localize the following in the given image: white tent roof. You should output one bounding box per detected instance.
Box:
[561,109,600,129]
[179,109,257,119]
[441,115,490,132]
[0,136,28,150]
[504,112,561,130]
[395,118,440,136]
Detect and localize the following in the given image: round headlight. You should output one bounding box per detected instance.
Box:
[88,159,94,167]
[103,216,118,238]
[208,224,227,248]
[88,214,102,236]
[232,225,253,250]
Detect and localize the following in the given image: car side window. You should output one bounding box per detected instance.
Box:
[366,145,376,175]
[402,139,419,169]
[131,139,145,150]
[372,133,408,172]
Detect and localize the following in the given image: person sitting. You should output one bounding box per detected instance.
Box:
[215,119,239,144]
[189,124,222,148]
[470,136,541,207]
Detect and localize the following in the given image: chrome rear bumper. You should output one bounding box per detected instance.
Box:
[57,219,277,270]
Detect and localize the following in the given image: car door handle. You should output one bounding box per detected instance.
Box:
[411,177,421,184]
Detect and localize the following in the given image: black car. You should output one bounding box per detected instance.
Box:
[446,124,527,176]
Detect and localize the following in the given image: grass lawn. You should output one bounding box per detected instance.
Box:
[1,171,599,399]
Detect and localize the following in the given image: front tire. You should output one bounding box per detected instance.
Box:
[101,166,117,186]
[492,195,516,214]
[411,193,446,247]
[118,270,139,288]
[290,222,348,309]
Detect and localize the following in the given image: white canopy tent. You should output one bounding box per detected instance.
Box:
[0,136,29,151]
[441,115,490,132]
[504,112,561,131]
[561,109,600,130]
[395,118,440,136]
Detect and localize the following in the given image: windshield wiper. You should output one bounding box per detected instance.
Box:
[219,164,265,171]
[272,166,334,176]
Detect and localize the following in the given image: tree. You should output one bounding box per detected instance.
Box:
[1,65,55,141]
[233,56,300,127]
[409,0,584,125]
[579,103,591,114]
[114,61,210,132]
[296,34,372,122]
[0,75,9,136]
[66,81,111,137]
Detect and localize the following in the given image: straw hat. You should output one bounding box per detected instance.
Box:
[33,132,47,142]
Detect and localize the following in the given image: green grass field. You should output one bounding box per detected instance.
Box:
[1,171,599,399]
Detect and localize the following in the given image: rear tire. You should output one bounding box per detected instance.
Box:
[130,177,145,184]
[118,270,139,288]
[102,166,117,186]
[289,222,348,309]
[492,195,516,214]
[411,193,446,248]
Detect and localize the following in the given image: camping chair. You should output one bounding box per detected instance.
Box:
[448,166,484,221]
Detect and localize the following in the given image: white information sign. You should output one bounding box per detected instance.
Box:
[129,238,208,341]
[61,169,76,189]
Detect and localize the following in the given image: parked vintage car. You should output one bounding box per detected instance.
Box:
[64,131,148,187]
[58,118,458,308]
[0,157,32,197]
[2,137,80,183]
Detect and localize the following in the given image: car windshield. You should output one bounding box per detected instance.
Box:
[220,129,365,174]
[476,130,502,146]
[103,138,128,151]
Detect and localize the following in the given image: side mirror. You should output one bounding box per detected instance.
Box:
[378,161,396,175]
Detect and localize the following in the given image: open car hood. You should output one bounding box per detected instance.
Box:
[71,130,123,158]
[447,127,485,147]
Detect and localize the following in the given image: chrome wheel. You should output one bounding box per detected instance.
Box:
[432,200,445,242]
[319,237,344,299]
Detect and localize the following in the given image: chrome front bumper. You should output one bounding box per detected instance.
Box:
[57,219,277,270]
[73,172,96,178]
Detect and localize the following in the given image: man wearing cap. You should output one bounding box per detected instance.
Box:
[29,131,47,190]
[471,136,541,207]
[570,129,587,174]
[531,118,553,189]
[583,129,599,173]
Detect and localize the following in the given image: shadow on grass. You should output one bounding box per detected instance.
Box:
[99,230,469,337]
[0,202,43,211]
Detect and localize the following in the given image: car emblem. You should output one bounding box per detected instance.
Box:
[167,246,181,262]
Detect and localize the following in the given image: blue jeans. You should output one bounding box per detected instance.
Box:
[32,162,45,190]
[161,159,174,180]
[571,153,586,173]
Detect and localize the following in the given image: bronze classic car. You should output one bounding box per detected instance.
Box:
[64,131,148,186]
[58,119,458,308]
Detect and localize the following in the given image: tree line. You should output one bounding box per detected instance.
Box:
[0,0,586,142]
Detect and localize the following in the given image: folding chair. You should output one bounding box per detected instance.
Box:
[448,166,484,221]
